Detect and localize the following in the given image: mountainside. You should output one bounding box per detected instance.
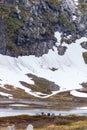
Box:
[0,0,87,99]
[0,0,87,57]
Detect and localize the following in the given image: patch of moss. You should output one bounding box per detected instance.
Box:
[6,38,20,56]
[18,5,30,22]
[46,0,61,7]
[58,15,68,24]
[0,4,10,17]
[80,1,87,14]
[8,17,22,32]
[68,23,74,32]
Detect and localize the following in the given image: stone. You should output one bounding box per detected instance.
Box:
[81,41,87,50]
[7,125,15,130]
[57,45,67,55]
[26,124,33,130]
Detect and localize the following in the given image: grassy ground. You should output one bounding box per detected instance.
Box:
[0,74,87,110]
[0,82,87,130]
[0,89,87,110]
[0,115,87,130]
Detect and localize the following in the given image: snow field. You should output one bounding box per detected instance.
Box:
[0,32,87,98]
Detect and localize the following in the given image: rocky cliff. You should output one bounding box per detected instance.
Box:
[0,0,87,57]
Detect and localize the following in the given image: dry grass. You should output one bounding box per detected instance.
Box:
[0,87,87,110]
[0,115,87,129]
[34,120,87,130]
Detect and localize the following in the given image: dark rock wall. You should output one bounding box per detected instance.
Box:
[0,0,87,57]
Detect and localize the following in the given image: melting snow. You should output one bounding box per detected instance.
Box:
[15,5,21,14]
[71,90,87,98]
[72,15,77,21]
[9,104,29,107]
[0,92,12,97]
[77,107,87,110]
[54,32,62,46]
[0,32,87,98]
[73,0,79,6]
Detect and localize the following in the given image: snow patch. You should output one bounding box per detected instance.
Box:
[15,5,21,14]
[72,15,77,21]
[70,90,87,98]
[54,32,62,46]
[77,107,87,110]
[73,0,79,6]
[10,104,29,107]
[0,92,12,97]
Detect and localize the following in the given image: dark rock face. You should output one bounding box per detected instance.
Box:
[83,52,87,64]
[0,34,6,55]
[0,17,7,55]
[28,40,55,56]
[0,0,87,57]
[0,0,59,57]
[57,45,67,55]
[81,41,87,49]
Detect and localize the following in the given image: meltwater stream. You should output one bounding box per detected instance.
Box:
[0,108,87,117]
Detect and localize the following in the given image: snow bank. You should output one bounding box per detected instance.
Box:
[71,90,87,98]
[77,107,87,110]
[0,92,12,97]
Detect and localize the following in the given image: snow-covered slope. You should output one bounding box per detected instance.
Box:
[0,32,87,98]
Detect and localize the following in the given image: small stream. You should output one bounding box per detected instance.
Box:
[0,107,87,117]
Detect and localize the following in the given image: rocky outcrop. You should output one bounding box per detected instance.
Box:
[83,52,87,64]
[81,41,87,49]
[0,0,87,57]
[0,16,7,55]
[57,45,67,55]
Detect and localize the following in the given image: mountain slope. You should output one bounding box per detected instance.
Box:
[0,32,87,98]
[0,0,87,99]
